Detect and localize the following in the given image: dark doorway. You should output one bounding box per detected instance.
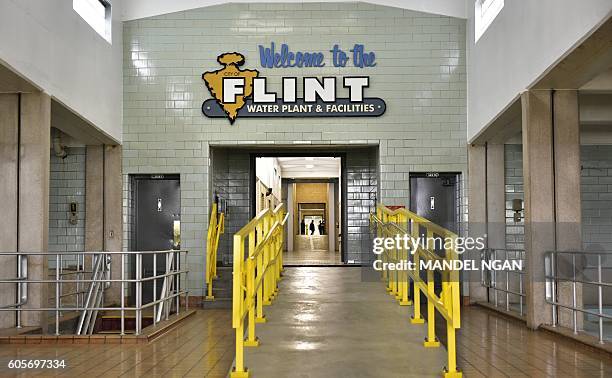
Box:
[409,172,460,346]
[409,173,459,233]
[132,174,180,304]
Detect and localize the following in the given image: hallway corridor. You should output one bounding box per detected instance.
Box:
[240,267,447,377]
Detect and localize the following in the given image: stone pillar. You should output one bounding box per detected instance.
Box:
[521,90,555,329]
[553,90,582,329]
[467,144,487,303]
[19,92,51,328]
[104,145,123,303]
[0,94,19,328]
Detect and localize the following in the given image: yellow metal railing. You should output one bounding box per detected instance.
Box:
[231,204,288,378]
[205,202,224,300]
[371,204,462,378]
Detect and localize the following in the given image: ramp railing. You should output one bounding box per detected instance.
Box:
[231,204,288,378]
[205,202,225,300]
[371,204,462,378]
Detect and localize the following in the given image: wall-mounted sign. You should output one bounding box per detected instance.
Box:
[201,51,386,124]
[258,42,376,68]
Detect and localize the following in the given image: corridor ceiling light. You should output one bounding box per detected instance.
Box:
[305,157,314,161]
[305,164,314,169]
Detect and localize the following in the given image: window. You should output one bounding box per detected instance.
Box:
[73,0,112,43]
[474,0,504,43]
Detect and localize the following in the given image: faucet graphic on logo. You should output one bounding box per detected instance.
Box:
[202,52,259,124]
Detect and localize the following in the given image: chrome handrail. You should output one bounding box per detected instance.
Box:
[481,248,526,316]
[545,250,612,344]
[0,250,189,336]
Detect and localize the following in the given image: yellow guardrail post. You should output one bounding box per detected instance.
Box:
[232,229,247,377]
[230,204,288,378]
[206,203,224,300]
[244,228,258,347]
[371,204,462,378]
[411,218,424,324]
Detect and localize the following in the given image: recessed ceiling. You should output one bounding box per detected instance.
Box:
[277,157,340,178]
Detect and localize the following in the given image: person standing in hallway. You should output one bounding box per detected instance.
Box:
[318,221,324,235]
[309,221,315,236]
[300,219,306,235]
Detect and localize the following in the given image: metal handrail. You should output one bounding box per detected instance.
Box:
[205,202,225,300]
[0,250,189,335]
[545,250,612,344]
[371,204,462,378]
[231,203,288,378]
[480,248,526,316]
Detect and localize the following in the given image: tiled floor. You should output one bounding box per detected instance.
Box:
[0,309,233,377]
[1,286,611,377]
[284,235,341,265]
[458,306,612,377]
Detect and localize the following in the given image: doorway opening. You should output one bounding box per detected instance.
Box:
[210,146,378,267]
[130,174,181,304]
[254,155,342,266]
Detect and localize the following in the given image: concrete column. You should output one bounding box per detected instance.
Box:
[553,90,582,329]
[486,144,506,251]
[19,92,51,328]
[0,94,19,328]
[328,182,335,252]
[521,90,555,329]
[467,144,487,303]
[104,145,123,303]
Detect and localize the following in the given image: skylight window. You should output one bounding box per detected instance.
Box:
[73,0,112,43]
[475,0,504,43]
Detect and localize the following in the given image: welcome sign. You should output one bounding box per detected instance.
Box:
[201,43,386,124]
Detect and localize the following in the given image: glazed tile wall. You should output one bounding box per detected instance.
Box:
[49,147,86,255]
[504,144,524,251]
[122,3,467,294]
[581,145,612,253]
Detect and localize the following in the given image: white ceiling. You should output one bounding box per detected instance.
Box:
[277,157,340,178]
[121,0,467,21]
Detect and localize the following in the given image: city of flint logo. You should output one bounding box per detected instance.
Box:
[202,52,259,124]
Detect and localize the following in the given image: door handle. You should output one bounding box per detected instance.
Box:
[157,198,162,212]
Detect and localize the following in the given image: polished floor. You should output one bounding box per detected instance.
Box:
[284,235,341,265]
[0,309,234,377]
[1,277,612,377]
[241,267,447,377]
[458,306,612,377]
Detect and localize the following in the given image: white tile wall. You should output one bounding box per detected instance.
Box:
[122,3,467,294]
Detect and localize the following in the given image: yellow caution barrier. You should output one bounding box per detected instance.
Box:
[231,204,288,378]
[371,204,462,378]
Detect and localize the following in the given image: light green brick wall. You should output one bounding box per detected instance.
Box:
[122,2,467,295]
